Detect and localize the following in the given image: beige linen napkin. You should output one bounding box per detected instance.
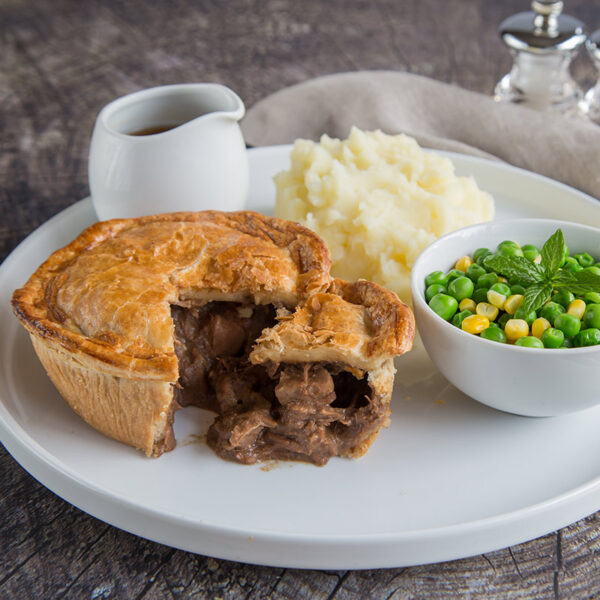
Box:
[241,71,600,200]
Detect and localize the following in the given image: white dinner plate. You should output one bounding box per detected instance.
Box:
[2,146,600,570]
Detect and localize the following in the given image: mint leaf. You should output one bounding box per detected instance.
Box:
[483,255,546,286]
[540,229,566,278]
[521,282,553,313]
[552,270,577,287]
[552,269,600,294]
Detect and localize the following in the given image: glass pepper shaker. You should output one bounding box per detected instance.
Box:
[494,0,586,114]
[580,30,600,124]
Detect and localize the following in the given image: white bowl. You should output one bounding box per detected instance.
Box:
[411,219,600,417]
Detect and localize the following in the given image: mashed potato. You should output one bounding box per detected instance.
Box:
[274,127,494,303]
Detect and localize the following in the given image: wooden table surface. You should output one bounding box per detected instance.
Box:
[2,1,600,597]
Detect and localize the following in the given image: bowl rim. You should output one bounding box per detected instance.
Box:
[410,218,600,355]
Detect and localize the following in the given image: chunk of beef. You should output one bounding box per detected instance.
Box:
[171,302,276,409]
[207,407,277,464]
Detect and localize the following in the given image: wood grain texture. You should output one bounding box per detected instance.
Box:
[2,0,600,597]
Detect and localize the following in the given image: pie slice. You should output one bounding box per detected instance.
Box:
[12,211,414,464]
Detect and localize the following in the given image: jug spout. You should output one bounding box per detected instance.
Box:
[220,87,245,121]
[191,84,245,122]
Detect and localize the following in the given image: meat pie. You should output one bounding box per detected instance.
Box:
[12,211,414,464]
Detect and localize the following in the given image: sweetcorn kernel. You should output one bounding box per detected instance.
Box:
[534,254,542,264]
[568,299,586,320]
[455,256,473,272]
[505,318,529,342]
[476,302,499,321]
[487,289,507,309]
[531,317,551,339]
[462,314,490,334]
[459,298,477,313]
[498,276,508,283]
[504,294,524,315]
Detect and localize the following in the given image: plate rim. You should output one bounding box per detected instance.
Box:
[2,146,600,569]
[249,143,600,209]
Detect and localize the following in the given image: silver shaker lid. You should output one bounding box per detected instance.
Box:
[499,0,586,54]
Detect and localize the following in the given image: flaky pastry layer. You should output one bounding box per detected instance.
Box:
[250,279,414,373]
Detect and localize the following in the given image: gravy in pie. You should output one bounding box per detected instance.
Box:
[171,302,386,466]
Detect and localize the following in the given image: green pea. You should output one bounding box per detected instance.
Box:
[584,303,600,329]
[497,240,520,251]
[476,272,499,289]
[497,312,511,328]
[584,292,600,304]
[541,327,564,349]
[511,284,526,296]
[452,309,472,328]
[563,257,583,273]
[498,246,525,258]
[429,293,458,321]
[595,262,600,269]
[466,263,486,283]
[514,336,544,348]
[473,288,489,304]
[476,250,493,268]
[561,337,574,348]
[446,268,464,283]
[521,244,540,262]
[553,289,575,308]
[579,335,594,351]
[473,248,490,263]
[561,246,570,267]
[487,321,501,329]
[496,241,523,258]
[584,266,600,277]
[425,271,448,287]
[448,276,474,302]
[514,306,537,326]
[574,328,600,347]
[489,282,511,297]
[540,301,565,323]
[554,313,581,338]
[426,283,447,302]
[480,327,507,343]
[575,253,595,268]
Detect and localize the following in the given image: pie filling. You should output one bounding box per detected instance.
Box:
[171,302,388,465]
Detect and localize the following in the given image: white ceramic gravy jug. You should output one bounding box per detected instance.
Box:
[89,83,248,221]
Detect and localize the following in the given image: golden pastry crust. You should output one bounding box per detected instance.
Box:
[12,211,331,382]
[30,335,176,455]
[250,279,415,373]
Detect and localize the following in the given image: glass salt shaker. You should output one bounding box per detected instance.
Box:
[580,30,600,124]
[494,0,586,114]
